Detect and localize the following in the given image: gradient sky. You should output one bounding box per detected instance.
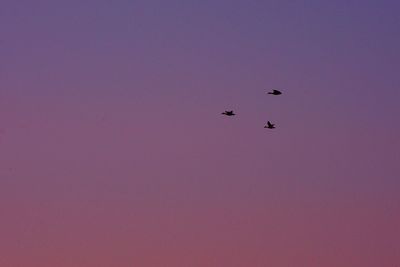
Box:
[1,1,400,266]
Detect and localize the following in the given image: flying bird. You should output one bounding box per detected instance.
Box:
[264,121,275,129]
[221,110,235,116]
[267,89,282,95]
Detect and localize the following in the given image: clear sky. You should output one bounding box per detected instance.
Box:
[1,1,399,266]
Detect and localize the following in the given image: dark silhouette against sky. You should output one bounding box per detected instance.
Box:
[1,1,399,267]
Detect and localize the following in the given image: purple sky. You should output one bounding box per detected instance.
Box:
[1,1,400,266]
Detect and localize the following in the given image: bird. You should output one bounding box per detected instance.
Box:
[267,89,282,95]
[221,110,235,116]
[264,121,275,129]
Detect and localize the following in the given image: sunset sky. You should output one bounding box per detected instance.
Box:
[1,1,399,266]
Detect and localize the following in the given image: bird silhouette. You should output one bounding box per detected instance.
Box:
[267,89,282,95]
[264,121,275,129]
[221,110,235,116]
